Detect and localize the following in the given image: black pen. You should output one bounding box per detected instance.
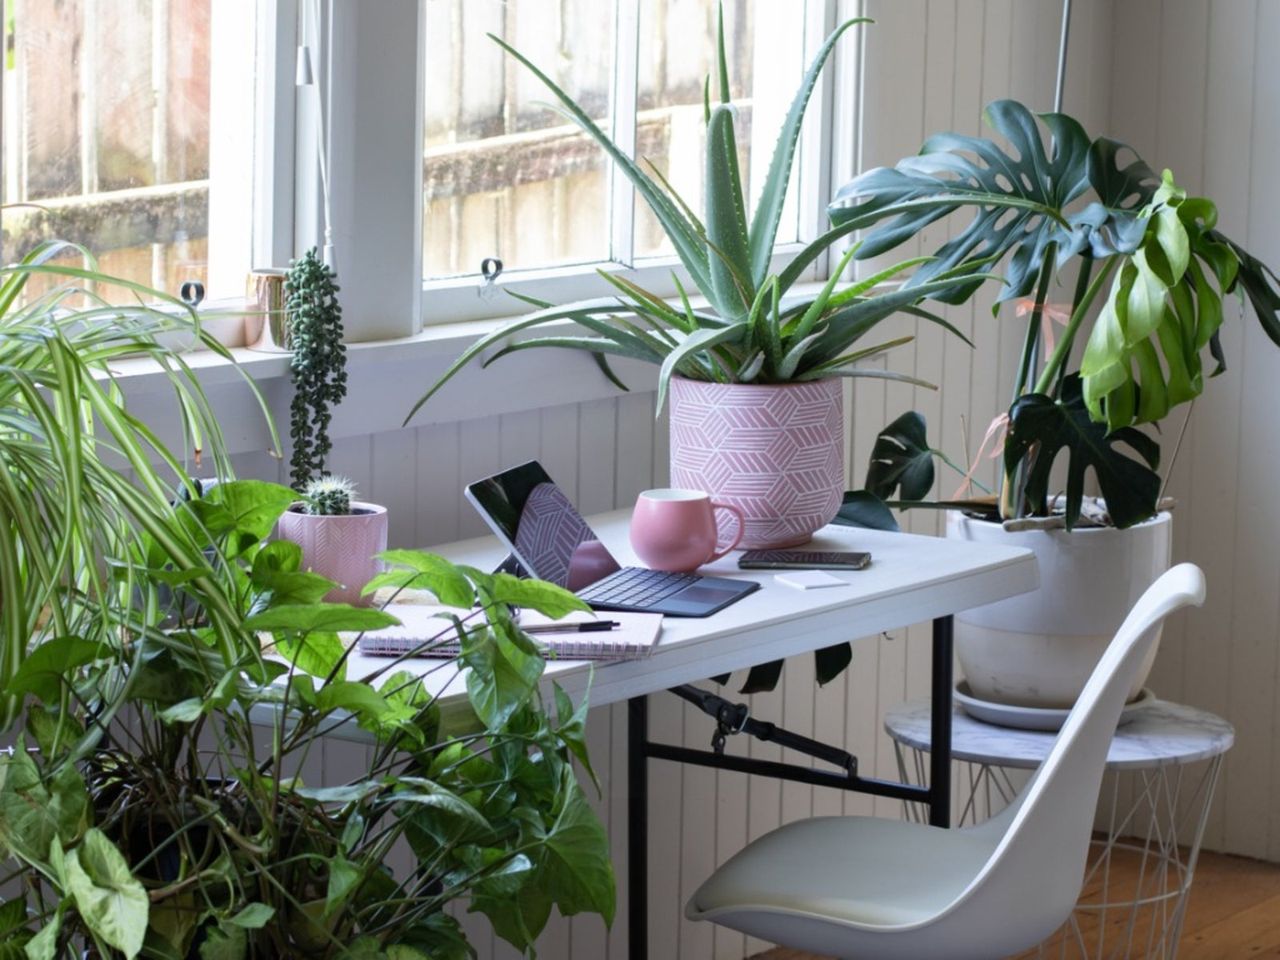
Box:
[524,620,621,635]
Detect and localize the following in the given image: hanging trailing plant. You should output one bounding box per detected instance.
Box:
[287,248,347,489]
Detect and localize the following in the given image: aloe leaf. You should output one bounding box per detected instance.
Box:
[404,296,633,424]
[483,336,658,367]
[803,335,916,374]
[825,255,933,309]
[597,271,693,334]
[716,4,731,105]
[736,350,766,382]
[705,106,753,319]
[642,159,710,243]
[786,245,858,345]
[813,368,937,390]
[774,219,866,294]
[747,17,868,287]
[490,34,711,290]
[776,328,830,381]
[656,323,748,412]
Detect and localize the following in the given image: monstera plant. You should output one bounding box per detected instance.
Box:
[829,99,1280,529]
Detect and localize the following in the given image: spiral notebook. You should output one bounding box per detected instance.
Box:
[357,604,663,661]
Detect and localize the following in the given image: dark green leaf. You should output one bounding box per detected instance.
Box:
[833,491,901,532]
[739,659,783,695]
[814,643,853,686]
[864,412,936,501]
[831,100,1091,304]
[1004,374,1161,529]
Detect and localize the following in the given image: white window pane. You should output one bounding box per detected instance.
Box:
[422,0,616,281]
[1,0,254,303]
[634,0,805,260]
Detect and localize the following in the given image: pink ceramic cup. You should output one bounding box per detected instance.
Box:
[629,488,745,573]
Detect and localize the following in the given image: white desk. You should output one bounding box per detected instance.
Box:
[392,510,1036,959]
[350,510,1037,710]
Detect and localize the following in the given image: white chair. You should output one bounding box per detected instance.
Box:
[685,563,1206,960]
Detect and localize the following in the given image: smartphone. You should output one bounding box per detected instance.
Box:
[738,549,871,570]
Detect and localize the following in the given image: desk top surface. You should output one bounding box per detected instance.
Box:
[343,510,1038,710]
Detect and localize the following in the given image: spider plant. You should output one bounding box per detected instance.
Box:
[406,10,981,425]
[0,240,278,729]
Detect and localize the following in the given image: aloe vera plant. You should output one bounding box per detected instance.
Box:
[830,100,1280,528]
[406,11,979,425]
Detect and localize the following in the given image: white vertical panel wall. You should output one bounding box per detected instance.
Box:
[216,1,1280,956]
[1107,0,1280,864]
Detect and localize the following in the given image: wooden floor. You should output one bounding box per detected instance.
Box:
[750,848,1280,959]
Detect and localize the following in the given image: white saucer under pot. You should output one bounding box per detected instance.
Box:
[945,510,1172,710]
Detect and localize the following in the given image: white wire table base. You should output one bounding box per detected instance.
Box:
[893,743,1225,959]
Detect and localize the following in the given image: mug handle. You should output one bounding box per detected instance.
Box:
[707,502,746,563]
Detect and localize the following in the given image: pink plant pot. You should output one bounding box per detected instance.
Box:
[669,377,844,549]
[276,502,389,606]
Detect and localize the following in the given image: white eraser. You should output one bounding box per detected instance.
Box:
[775,570,848,590]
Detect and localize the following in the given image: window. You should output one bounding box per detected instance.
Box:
[0,1,849,343]
[1,0,258,306]
[419,0,825,324]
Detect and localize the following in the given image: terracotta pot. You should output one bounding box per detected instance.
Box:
[669,377,843,549]
[946,510,1172,710]
[276,502,388,606]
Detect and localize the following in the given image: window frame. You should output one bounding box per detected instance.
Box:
[410,0,857,328]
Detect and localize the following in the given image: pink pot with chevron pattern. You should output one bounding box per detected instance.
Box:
[277,503,388,606]
[669,377,843,549]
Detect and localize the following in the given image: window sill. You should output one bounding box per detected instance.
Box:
[113,279,836,450]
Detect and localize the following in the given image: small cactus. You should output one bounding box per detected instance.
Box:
[303,475,357,516]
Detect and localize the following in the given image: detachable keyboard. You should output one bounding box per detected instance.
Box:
[577,567,700,610]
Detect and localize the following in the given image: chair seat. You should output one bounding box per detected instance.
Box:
[688,815,1001,929]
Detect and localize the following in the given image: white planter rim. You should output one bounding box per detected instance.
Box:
[286,501,388,519]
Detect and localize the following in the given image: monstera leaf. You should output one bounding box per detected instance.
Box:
[1079,172,1239,429]
[1003,375,1161,529]
[864,412,936,501]
[829,100,1093,304]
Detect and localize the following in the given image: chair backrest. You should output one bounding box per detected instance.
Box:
[944,563,1205,950]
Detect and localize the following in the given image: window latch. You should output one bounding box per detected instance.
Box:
[478,257,503,301]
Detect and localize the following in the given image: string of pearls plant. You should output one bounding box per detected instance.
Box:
[286,248,347,489]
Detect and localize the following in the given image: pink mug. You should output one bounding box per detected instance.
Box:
[629,488,746,573]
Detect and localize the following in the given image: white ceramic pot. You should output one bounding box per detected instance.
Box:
[277,503,389,606]
[946,511,1172,709]
[668,377,844,549]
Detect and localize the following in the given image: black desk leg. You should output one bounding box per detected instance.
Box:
[929,615,954,828]
[628,695,649,959]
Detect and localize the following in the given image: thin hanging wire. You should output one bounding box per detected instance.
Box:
[298,0,334,266]
[1053,0,1073,113]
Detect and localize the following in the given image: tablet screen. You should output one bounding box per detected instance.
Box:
[465,461,621,591]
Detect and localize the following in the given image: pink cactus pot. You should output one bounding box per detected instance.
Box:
[276,502,388,606]
[669,377,844,549]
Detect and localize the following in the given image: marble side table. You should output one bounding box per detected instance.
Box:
[884,698,1234,959]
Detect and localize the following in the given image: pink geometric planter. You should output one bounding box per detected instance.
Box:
[669,377,844,549]
[276,502,388,606]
